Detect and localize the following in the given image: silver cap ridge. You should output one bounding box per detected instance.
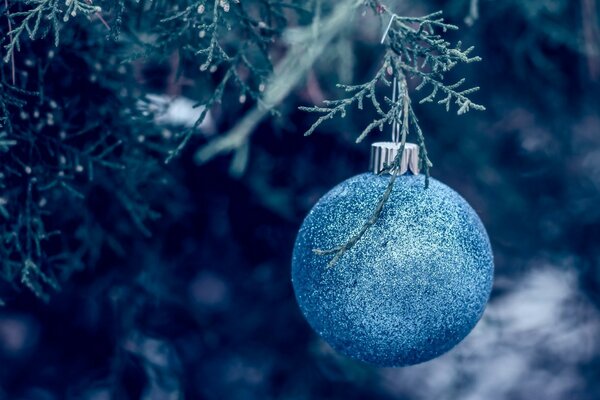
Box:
[370,142,420,175]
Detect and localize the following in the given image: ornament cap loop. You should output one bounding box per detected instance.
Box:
[370,142,420,175]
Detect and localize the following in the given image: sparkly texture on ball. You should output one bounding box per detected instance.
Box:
[292,173,494,367]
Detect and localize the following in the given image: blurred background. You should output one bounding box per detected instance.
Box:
[1,0,600,399]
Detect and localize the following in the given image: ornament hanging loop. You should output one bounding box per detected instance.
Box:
[380,15,395,45]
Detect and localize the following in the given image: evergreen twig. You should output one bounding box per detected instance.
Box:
[2,0,102,64]
[0,26,169,299]
[303,4,484,265]
[194,0,364,166]
[156,0,312,163]
[0,0,486,296]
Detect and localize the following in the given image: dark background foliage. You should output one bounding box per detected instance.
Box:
[1,0,600,399]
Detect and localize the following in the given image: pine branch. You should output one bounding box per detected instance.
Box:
[301,8,484,139]
[302,4,485,266]
[194,0,364,167]
[0,24,173,300]
[300,57,391,139]
[2,0,102,64]
[155,0,312,162]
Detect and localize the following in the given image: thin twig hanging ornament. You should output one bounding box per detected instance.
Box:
[291,142,494,367]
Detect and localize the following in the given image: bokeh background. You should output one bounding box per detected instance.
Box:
[1,0,600,399]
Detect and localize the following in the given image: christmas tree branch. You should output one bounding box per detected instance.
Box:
[303,4,484,266]
[194,0,364,167]
[2,0,102,65]
[302,8,484,141]
[299,61,390,138]
[158,0,309,163]
[0,0,332,299]
[0,26,174,299]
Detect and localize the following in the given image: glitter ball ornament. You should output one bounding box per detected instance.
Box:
[292,142,494,367]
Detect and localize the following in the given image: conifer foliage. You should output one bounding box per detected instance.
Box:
[0,0,483,301]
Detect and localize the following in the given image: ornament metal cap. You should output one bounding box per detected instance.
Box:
[370,142,420,175]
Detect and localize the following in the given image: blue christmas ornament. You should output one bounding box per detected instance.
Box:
[292,143,494,367]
